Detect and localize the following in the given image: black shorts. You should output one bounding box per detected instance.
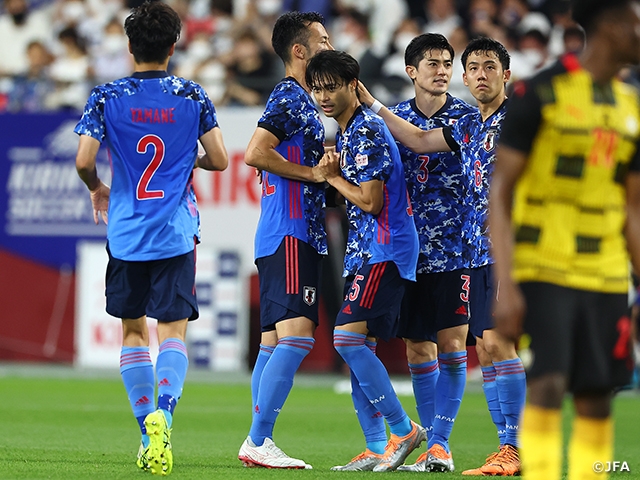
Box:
[106,246,198,322]
[469,265,495,338]
[522,282,633,393]
[256,236,322,332]
[335,261,406,341]
[398,269,471,341]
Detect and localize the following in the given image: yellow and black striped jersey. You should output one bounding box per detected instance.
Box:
[500,53,640,293]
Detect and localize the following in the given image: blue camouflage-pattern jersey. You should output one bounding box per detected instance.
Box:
[254,77,327,259]
[390,94,476,273]
[336,106,418,280]
[448,99,508,268]
[74,71,218,261]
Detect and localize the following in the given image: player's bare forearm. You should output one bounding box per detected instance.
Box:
[76,135,102,191]
[198,127,229,171]
[625,172,640,274]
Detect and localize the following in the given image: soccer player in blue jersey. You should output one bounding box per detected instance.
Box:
[306,50,425,472]
[359,37,526,476]
[74,2,228,476]
[236,11,331,470]
[381,33,477,474]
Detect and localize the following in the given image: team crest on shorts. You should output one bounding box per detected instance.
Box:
[303,286,316,306]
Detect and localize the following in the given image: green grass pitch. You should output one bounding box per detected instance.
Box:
[2,368,639,479]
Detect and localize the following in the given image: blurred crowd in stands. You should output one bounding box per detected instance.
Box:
[1,0,638,113]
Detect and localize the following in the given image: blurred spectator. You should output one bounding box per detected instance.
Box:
[281,0,333,20]
[47,26,90,110]
[562,25,585,55]
[448,25,474,103]
[422,0,463,39]
[380,18,421,102]
[337,0,407,58]
[547,0,576,58]
[6,40,55,112]
[509,27,550,81]
[0,0,53,77]
[331,8,381,81]
[220,28,276,106]
[467,0,503,40]
[91,17,132,84]
[52,0,103,48]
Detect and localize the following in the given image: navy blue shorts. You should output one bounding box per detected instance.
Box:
[335,261,406,341]
[256,236,322,332]
[105,246,198,322]
[398,269,471,341]
[469,264,495,338]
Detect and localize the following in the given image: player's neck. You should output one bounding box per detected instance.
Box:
[579,44,619,86]
[134,60,170,73]
[285,62,310,92]
[414,90,447,118]
[336,97,361,131]
[477,92,506,122]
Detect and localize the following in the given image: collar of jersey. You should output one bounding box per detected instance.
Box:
[131,70,169,79]
[344,105,364,131]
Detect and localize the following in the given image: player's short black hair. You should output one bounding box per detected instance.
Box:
[461,36,510,71]
[305,50,360,89]
[404,33,455,68]
[272,11,325,64]
[124,1,181,64]
[571,0,634,35]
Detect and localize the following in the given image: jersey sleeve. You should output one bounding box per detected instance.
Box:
[349,121,392,183]
[196,85,219,137]
[257,83,305,142]
[74,86,107,141]
[500,79,543,153]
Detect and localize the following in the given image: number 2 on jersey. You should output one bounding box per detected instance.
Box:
[136,134,165,200]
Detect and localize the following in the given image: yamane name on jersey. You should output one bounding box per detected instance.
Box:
[390,94,476,274]
[253,77,327,260]
[74,71,218,261]
[336,106,418,280]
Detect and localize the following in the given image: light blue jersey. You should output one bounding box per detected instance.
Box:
[74,70,218,261]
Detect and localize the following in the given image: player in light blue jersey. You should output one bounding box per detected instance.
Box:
[307,50,424,473]
[75,2,228,475]
[359,37,526,476]
[237,11,331,470]
[386,33,476,474]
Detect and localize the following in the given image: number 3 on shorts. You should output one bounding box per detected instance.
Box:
[137,134,165,200]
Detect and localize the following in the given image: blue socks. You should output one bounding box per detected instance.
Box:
[409,359,439,439]
[495,358,526,447]
[482,365,506,445]
[156,338,189,428]
[334,330,411,437]
[351,340,387,454]
[120,346,155,444]
[251,344,275,416]
[429,351,467,452]
[249,336,314,445]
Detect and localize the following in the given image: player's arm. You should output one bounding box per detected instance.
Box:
[489,144,528,341]
[76,134,109,225]
[318,150,383,214]
[244,127,324,182]
[196,126,229,171]
[357,81,451,154]
[625,172,640,275]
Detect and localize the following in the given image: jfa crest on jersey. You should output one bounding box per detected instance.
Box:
[336,106,418,281]
[449,100,508,268]
[253,77,327,259]
[74,71,218,261]
[390,94,476,273]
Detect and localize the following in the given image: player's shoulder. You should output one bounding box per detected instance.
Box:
[389,99,413,115]
[448,95,477,114]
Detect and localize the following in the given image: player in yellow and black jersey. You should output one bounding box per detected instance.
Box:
[489,0,640,479]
